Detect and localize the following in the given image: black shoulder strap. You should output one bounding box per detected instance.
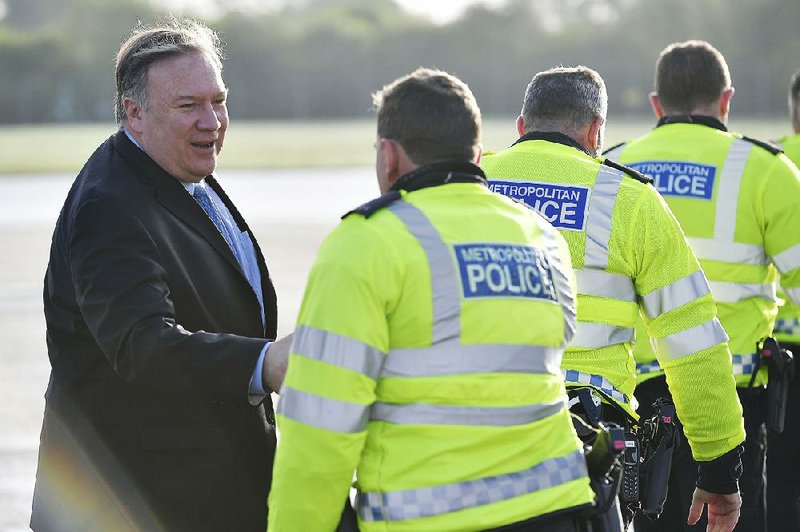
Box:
[602,141,627,156]
[342,190,402,219]
[602,158,653,185]
[740,135,783,156]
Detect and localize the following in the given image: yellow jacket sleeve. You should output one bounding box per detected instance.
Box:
[630,186,745,461]
[268,218,392,531]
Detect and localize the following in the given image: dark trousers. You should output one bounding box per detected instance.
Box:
[737,386,767,532]
[488,507,592,531]
[634,376,703,532]
[633,378,766,532]
[767,342,800,532]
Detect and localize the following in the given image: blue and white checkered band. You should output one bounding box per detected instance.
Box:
[454,243,557,301]
[731,353,760,375]
[488,181,591,231]
[563,369,629,404]
[628,161,717,200]
[636,360,662,374]
[356,450,587,522]
[775,317,800,337]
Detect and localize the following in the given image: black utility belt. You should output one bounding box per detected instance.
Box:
[749,337,795,433]
[568,388,679,523]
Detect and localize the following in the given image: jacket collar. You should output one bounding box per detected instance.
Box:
[390,160,487,193]
[656,115,728,132]
[513,131,593,156]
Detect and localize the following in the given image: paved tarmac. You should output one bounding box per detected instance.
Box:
[0,168,376,530]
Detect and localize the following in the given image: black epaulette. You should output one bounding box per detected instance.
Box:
[602,158,653,184]
[341,190,402,219]
[740,135,783,156]
[602,141,627,156]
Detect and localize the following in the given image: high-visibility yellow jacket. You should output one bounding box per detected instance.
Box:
[482,132,744,462]
[268,163,594,532]
[773,134,800,348]
[607,117,800,386]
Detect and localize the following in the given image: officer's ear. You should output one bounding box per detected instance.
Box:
[587,116,605,154]
[719,87,734,121]
[516,116,525,137]
[649,92,665,119]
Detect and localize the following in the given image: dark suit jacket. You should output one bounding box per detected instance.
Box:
[31,131,279,531]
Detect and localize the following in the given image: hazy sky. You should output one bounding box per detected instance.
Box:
[155,0,508,25]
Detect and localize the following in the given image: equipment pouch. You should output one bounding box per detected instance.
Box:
[637,398,678,519]
[760,338,795,433]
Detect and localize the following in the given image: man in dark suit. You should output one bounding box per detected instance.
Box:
[31,19,290,531]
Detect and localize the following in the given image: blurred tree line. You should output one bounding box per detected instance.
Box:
[1,0,799,124]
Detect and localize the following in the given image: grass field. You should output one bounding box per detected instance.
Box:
[0,116,791,174]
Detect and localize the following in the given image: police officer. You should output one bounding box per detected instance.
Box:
[606,41,800,532]
[268,68,595,531]
[481,65,745,532]
[765,68,800,532]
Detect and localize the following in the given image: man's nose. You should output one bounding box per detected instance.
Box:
[196,102,222,130]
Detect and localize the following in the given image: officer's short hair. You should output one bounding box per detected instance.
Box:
[115,18,224,125]
[520,66,607,133]
[655,40,731,114]
[789,69,800,124]
[372,68,481,165]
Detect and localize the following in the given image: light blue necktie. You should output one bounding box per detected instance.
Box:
[193,184,266,327]
[193,185,242,264]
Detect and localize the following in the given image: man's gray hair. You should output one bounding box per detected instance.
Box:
[789,69,800,125]
[114,18,224,125]
[520,66,607,133]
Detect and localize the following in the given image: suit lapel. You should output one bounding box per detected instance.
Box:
[113,132,245,277]
[208,177,277,338]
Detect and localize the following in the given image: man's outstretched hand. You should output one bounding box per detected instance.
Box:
[688,487,741,532]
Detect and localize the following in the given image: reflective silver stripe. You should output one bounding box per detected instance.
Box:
[654,317,728,361]
[356,450,587,522]
[277,387,369,433]
[713,139,753,242]
[708,281,777,304]
[687,238,768,266]
[584,167,624,270]
[785,286,800,306]
[575,269,636,302]
[382,343,562,378]
[642,271,711,319]
[539,223,577,343]
[388,200,460,343]
[370,399,565,427]
[293,325,385,380]
[773,243,800,274]
[570,322,635,349]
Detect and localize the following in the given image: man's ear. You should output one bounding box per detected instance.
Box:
[587,116,605,154]
[719,87,734,120]
[475,144,483,165]
[649,92,665,119]
[516,115,526,137]
[379,137,400,187]
[123,98,144,134]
